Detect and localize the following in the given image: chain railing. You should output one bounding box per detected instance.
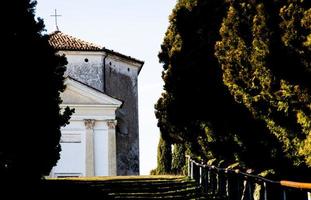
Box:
[186,155,311,200]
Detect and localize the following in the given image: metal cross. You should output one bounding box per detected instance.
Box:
[50,9,61,31]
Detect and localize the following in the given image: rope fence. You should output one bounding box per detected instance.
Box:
[186,155,311,200]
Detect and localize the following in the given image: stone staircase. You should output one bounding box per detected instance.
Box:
[39,175,207,199]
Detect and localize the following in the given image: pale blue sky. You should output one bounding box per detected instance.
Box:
[35,0,176,175]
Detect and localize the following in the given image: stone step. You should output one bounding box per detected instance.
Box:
[97,183,197,193]
[40,175,207,199]
[107,187,200,198]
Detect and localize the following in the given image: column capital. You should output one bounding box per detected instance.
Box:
[84,119,95,129]
[107,120,117,129]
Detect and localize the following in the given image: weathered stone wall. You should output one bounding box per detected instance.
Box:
[105,57,140,175]
[63,51,105,92]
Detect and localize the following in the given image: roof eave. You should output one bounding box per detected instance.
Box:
[103,48,144,65]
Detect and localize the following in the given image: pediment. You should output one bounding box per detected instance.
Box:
[61,77,122,107]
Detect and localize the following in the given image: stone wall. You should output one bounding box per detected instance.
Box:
[63,51,105,92]
[105,58,140,175]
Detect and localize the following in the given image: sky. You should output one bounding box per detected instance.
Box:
[35,0,176,175]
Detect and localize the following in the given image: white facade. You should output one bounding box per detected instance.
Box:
[48,31,143,176]
[49,77,122,177]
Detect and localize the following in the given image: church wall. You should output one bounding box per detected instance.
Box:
[52,120,86,177]
[105,56,140,175]
[52,114,111,177]
[94,121,109,176]
[61,51,105,92]
[57,49,141,176]
[105,57,139,85]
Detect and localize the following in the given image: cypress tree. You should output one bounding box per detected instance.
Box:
[156,135,172,174]
[157,0,310,180]
[156,0,284,170]
[172,143,186,175]
[0,0,73,185]
[215,0,311,177]
[156,0,236,161]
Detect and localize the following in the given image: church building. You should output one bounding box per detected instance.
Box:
[48,31,144,177]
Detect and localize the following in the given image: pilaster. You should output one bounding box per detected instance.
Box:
[107,120,117,176]
[84,119,95,176]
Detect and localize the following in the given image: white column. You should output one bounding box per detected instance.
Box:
[107,120,117,176]
[84,119,95,176]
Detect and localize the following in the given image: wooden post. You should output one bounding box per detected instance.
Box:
[210,167,217,195]
[218,170,227,196]
[199,164,202,185]
[187,156,191,177]
[191,160,194,179]
[207,169,211,194]
[263,182,268,200]
[202,167,209,194]
[248,181,253,200]
[225,172,229,198]
[282,190,287,200]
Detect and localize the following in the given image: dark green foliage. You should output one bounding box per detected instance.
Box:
[149,168,157,175]
[156,0,311,180]
[156,0,232,159]
[0,0,73,183]
[156,0,283,168]
[152,138,187,175]
[215,0,311,175]
[155,136,172,175]
[172,143,186,175]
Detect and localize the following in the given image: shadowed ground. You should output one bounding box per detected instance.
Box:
[36,175,209,199]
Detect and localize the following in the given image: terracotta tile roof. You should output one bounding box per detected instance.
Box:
[49,31,102,51]
[48,31,144,70]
